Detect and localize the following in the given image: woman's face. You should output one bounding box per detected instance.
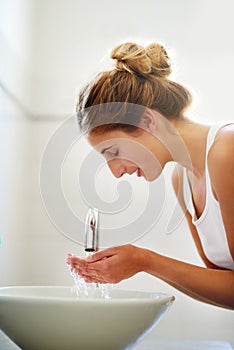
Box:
[87,128,167,182]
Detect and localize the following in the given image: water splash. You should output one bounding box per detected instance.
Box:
[67,254,113,299]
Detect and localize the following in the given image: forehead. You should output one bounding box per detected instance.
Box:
[87,129,132,147]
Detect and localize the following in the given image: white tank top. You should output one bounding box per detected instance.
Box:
[183,122,234,270]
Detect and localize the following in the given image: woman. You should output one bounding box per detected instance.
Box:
[67,42,234,309]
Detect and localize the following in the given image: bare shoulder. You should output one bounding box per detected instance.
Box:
[208,123,234,181]
[210,124,234,156]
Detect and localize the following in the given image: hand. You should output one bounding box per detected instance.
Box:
[66,244,146,284]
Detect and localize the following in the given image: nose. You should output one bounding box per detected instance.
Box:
[107,160,126,178]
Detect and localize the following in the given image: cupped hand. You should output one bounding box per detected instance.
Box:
[66,244,146,284]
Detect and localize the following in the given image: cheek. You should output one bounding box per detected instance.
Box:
[125,150,156,168]
[134,153,162,181]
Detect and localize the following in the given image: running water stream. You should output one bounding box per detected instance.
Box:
[68,208,113,298]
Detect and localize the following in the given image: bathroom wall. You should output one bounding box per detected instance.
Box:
[0,0,234,346]
[0,0,81,285]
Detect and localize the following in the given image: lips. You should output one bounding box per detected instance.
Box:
[136,168,141,177]
[127,168,142,177]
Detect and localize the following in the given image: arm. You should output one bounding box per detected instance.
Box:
[67,244,234,309]
[167,163,234,308]
[143,248,234,309]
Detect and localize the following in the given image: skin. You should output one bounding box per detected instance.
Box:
[67,110,234,309]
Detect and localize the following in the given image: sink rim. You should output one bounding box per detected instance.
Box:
[0,285,175,304]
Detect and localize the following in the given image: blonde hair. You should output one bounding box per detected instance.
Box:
[77,42,192,134]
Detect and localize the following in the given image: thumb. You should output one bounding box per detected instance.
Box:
[86,247,116,262]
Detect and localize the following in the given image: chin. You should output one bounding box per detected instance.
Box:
[144,171,162,182]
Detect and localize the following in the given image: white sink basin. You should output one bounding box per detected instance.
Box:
[0,286,175,350]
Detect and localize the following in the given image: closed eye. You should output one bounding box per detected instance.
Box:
[106,149,119,159]
[100,144,119,158]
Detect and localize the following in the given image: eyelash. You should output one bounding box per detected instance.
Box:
[107,150,119,158]
[113,150,119,156]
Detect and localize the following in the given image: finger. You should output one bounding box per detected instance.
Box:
[86,247,116,263]
[75,263,100,276]
[66,252,75,260]
[70,256,87,267]
[82,274,108,284]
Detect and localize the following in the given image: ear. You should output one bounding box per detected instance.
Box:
[138,109,157,134]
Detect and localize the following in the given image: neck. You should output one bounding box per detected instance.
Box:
[170,118,211,178]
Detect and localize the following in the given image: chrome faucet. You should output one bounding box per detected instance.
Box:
[84,207,113,295]
[84,207,99,253]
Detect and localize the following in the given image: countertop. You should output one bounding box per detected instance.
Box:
[0,330,233,350]
[135,339,234,349]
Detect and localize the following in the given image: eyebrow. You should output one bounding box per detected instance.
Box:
[101,146,113,155]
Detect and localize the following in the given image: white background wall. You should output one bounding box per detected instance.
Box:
[0,0,234,346]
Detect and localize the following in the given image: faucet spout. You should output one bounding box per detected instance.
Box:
[84,207,99,253]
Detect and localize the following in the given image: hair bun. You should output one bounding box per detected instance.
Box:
[111,42,151,75]
[111,42,172,78]
[146,43,172,78]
